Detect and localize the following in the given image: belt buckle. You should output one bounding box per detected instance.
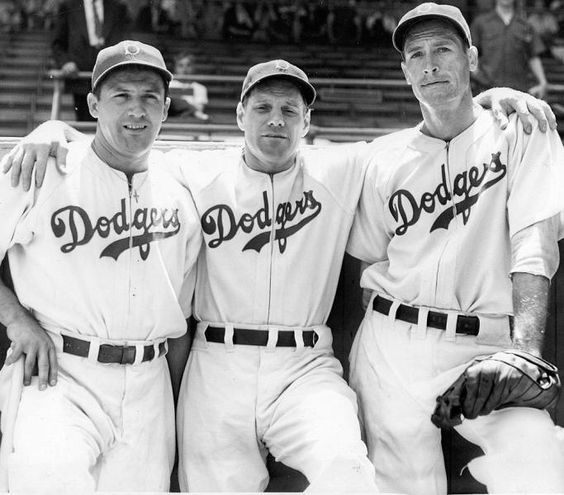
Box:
[120,345,136,365]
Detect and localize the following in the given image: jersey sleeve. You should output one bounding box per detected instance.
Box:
[506,116,564,238]
[0,159,42,260]
[346,158,391,263]
[178,181,203,320]
[161,148,204,188]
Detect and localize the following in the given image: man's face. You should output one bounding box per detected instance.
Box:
[88,67,170,162]
[175,56,194,76]
[237,79,311,174]
[401,20,477,110]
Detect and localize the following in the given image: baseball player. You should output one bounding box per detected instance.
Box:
[0,41,202,492]
[347,3,564,494]
[3,62,557,493]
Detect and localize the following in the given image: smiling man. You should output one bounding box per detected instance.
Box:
[0,41,202,492]
[347,3,564,494]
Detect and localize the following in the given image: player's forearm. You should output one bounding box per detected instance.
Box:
[0,276,31,328]
[528,57,548,87]
[511,272,550,357]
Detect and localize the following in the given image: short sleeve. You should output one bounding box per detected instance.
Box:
[346,159,391,263]
[506,117,564,238]
[0,160,40,260]
[178,180,203,320]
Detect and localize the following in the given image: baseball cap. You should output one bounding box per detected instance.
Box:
[91,40,173,91]
[392,2,472,53]
[241,59,316,106]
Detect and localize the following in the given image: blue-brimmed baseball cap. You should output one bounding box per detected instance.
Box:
[241,59,316,106]
[392,2,472,52]
[92,40,173,91]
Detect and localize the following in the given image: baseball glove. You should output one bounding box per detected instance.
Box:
[431,350,561,429]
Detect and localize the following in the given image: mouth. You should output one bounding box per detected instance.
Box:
[422,80,448,87]
[262,135,287,141]
[123,123,148,131]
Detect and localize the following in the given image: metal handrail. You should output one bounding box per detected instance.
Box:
[46,69,410,120]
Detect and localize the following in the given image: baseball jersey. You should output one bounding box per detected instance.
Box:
[0,140,202,341]
[347,108,564,316]
[167,143,368,327]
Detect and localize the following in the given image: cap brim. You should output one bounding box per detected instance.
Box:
[92,61,173,90]
[392,14,469,52]
[242,73,316,106]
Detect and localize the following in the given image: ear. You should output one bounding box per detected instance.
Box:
[467,45,479,73]
[302,108,311,138]
[163,96,171,122]
[401,61,412,85]
[87,92,99,118]
[236,101,245,131]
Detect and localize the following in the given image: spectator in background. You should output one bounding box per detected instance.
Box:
[52,0,131,121]
[41,0,61,31]
[168,51,209,121]
[253,0,293,44]
[327,0,361,45]
[528,0,559,56]
[362,0,395,47]
[197,0,224,40]
[222,0,254,41]
[0,0,22,33]
[135,0,179,36]
[293,0,329,44]
[471,0,548,98]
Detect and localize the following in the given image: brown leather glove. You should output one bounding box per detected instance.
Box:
[431,350,560,429]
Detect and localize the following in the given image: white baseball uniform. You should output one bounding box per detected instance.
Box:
[0,140,202,493]
[347,109,564,494]
[167,144,378,492]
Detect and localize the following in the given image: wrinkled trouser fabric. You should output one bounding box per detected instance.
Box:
[350,304,564,494]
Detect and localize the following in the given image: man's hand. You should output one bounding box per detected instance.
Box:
[61,61,79,77]
[1,120,81,191]
[474,87,556,134]
[5,311,58,390]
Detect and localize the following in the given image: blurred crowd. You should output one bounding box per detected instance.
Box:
[2,0,564,50]
[0,0,443,48]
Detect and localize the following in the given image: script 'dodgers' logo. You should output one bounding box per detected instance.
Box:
[201,190,322,253]
[389,151,506,235]
[51,198,180,260]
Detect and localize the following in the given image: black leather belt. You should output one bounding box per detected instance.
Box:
[372,295,480,336]
[62,335,167,365]
[204,326,318,347]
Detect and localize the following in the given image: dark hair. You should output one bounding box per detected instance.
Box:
[93,65,170,98]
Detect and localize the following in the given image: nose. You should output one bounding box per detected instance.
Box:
[268,109,285,127]
[128,97,146,118]
[423,55,439,75]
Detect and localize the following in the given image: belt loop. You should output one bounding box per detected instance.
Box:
[87,336,100,362]
[294,329,304,351]
[153,342,160,360]
[415,307,429,339]
[133,343,144,365]
[388,299,400,321]
[445,312,457,342]
[200,322,210,349]
[266,329,277,352]
[224,323,235,352]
